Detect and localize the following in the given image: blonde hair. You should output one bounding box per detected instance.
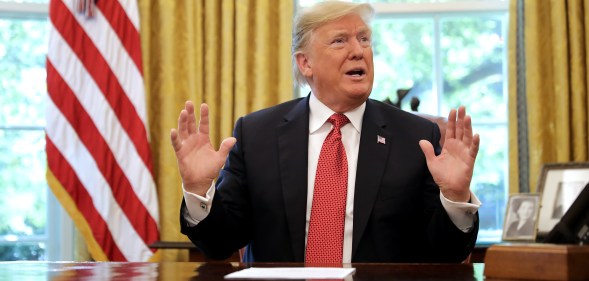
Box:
[292,1,375,86]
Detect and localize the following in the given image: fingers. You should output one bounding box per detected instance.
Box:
[199,103,210,135]
[174,101,206,148]
[455,106,465,141]
[170,128,181,152]
[176,101,208,139]
[445,108,457,141]
[458,107,476,148]
[419,140,435,162]
[177,109,189,140]
[447,106,476,145]
[186,101,197,135]
[470,133,480,159]
[463,115,473,145]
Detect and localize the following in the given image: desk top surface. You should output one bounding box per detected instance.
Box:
[0,261,486,281]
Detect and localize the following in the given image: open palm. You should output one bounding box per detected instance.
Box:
[170,102,236,196]
[419,106,480,202]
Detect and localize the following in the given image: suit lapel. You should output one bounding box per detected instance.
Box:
[352,100,392,257]
[277,97,310,261]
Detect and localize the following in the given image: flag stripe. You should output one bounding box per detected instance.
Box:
[46,137,126,261]
[45,95,154,261]
[47,21,159,225]
[47,60,158,247]
[116,0,140,30]
[61,0,148,130]
[95,0,143,73]
[49,0,153,172]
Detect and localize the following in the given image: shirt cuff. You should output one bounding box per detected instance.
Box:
[440,191,481,233]
[182,182,216,226]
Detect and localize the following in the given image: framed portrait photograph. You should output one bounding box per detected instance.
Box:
[502,193,540,241]
[536,162,589,235]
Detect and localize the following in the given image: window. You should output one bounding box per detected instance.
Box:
[298,0,509,244]
[0,0,73,261]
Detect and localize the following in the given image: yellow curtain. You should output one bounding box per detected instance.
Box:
[509,0,589,193]
[137,0,293,261]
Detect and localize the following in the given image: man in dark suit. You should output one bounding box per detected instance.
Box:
[171,1,481,263]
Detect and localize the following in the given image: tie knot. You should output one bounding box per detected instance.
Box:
[328,113,350,130]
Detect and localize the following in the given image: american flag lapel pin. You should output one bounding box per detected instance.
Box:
[377,135,386,144]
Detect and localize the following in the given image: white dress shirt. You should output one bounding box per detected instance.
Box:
[183,93,481,263]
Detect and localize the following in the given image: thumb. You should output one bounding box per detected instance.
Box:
[218,137,237,157]
[419,140,435,162]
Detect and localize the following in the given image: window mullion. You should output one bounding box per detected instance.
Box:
[433,15,442,116]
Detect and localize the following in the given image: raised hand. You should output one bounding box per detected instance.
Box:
[418,106,480,202]
[170,102,236,196]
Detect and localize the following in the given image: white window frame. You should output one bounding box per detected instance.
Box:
[370,2,508,14]
[0,1,74,261]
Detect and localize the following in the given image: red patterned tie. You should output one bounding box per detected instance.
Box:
[305,113,350,264]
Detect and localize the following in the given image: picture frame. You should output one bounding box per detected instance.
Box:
[502,193,540,241]
[536,162,589,235]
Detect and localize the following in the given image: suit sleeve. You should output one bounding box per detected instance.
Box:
[179,117,252,260]
[423,123,479,262]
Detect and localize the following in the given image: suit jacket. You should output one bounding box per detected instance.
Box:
[180,96,478,263]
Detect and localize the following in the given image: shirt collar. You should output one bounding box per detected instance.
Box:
[309,93,365,134]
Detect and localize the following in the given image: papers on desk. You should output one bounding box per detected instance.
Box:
[225,267,356,279]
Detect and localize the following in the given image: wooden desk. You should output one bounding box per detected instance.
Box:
[150,241,489,263]
[0,261,487,280]
[150,241,241,262]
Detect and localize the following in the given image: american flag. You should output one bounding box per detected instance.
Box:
[377,135,386,144]
[45,0,159,261]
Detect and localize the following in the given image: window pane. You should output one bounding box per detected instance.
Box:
[0,243,45,261]
[440,15,506,121]
[0,130,47,237]
[472,125,507,243]
[371,18,436,112]
[0,18,47,127]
